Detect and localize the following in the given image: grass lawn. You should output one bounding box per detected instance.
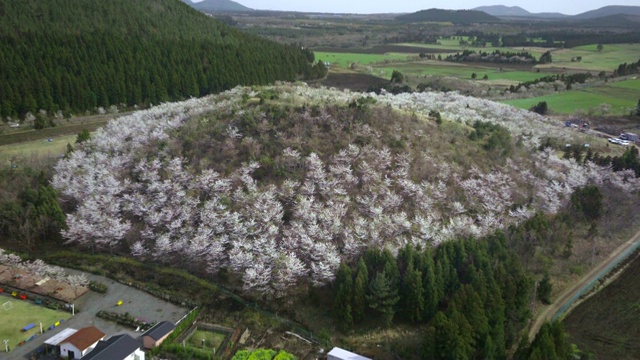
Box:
[376,62,547,84]
[502,79,640,115]
[0,297,69,352]
[314,51,411,67]
[0,134,74,167]
[186,329,226,351]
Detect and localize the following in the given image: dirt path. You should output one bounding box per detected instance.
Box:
[528,227,640,341]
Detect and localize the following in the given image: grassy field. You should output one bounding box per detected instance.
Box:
[0,297,69,352]
[187,329,226,351]
[314,51,411,67]
[541,44,640,72]
[502,79,640,115]
[377,62,546,83]
[0,134,75,167]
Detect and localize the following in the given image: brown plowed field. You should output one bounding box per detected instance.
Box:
[318,72,386,92]
[564,253,640,359]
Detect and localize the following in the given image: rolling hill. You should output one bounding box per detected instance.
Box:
[188,0,253,12]
[473,5,567,18]
[573,5,640,19]
[396,8,500,24]
[0,0,316,119]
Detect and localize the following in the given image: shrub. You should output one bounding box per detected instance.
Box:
[89,281,108,293]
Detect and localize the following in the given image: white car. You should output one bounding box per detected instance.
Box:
[619,140,630,146]
[608,138,621,144]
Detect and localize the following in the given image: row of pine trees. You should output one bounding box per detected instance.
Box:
[333,234,533,359]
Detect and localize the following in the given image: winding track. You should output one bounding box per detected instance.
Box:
[528,227,640,341]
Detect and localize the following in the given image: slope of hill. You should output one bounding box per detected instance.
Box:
[574,5,640,19]
[191,0,253,12]
[0,0,316,120]
[474,5,568,19]
[52,84,640,298]
[396,8,500,24]
[473,5,530,17]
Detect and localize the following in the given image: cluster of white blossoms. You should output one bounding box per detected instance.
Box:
[52,85,640,297]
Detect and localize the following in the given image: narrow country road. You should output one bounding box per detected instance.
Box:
[528,227,640,341]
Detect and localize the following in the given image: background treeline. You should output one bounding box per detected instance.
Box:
[333,234,533,359]
[455,31,640,48]
[0,0,323,119]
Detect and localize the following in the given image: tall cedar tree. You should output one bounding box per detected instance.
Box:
[352,258,368,323]
[334,263,354,331]
[366,270,400,327]
[401,260,424,322]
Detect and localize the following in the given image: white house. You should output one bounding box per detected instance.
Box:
[327,347,371,360]
[82,334,145,360]
[59,326,105,359]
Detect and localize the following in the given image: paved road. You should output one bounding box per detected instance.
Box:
[6,269,188,360]
[528,227,640,341]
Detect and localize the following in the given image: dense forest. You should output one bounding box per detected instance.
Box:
[0,0,323,120]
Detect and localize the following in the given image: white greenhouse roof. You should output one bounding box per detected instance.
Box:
[45,328,78,346]
[328,347,371,360]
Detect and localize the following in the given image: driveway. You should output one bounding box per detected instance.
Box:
[6,269,188,359]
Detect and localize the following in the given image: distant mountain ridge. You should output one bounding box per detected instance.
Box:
[573,5,640,19]
[396,8,500,24]
[185,0,252,12]
[473,5,567,18]
[473,4,640,20]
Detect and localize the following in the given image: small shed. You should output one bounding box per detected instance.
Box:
[59,326,105,359]
[140,321,175,349]
[327,347,371,360]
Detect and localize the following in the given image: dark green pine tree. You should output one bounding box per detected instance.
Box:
[401,260,424,323]
[334,263,354,331]
[421,251,440,321]
[537,273,552,305]
[352,258,368,323]
[366,270,399,327]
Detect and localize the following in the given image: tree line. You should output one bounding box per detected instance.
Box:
[333,234,533,359]
[0,0,324,120]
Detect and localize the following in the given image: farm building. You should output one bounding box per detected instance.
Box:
[140,320,175,348]
[83,334,145,360]
[327,347,371,360]
[59,326,105,359]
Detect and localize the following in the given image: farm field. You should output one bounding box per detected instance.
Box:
[564,254,640,359]
[541,44,640,72]
[314,51,411,67]
[502,79,640,115]
[376,62,546,83]
[0,297,69,352]
[0,134,75,167]
[187,329,226,351]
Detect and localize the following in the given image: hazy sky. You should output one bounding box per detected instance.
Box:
[194,0,638,15]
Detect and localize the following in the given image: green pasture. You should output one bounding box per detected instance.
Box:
[502,79,640,115]
[376,63,547,84]
[0,134,74,167]
[395,40,548,58]
[543,44,640,71]
[187,329,226,350]
[315,51,411,67]
[0,297,69,352]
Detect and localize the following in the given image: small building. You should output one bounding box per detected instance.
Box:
[83,334,145,360]
[327,347,372,360]
[44,328,78,356]
[140,321,175,349]
[59,326,105,359]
